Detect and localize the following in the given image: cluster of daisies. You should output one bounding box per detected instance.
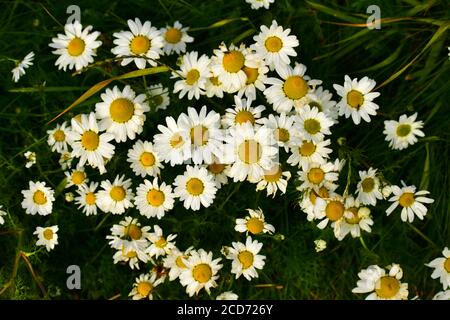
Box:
[7,15,445,300]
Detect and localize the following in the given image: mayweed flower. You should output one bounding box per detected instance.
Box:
[426,247,450,290]
[11,51,34,82]
[34,225,59,252]
[383,113,425,150]
[24,151,36,168]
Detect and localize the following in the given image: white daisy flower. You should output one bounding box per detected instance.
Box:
[95,85,150,143]
[153,116,191,166]
[254,163,291,197]
[304,86,338,123]
[24,151,36,168]
[111,18,163,69]
[221,95,266,128]
[237,55,269,101]
[433,290,450,300]
[11,51,34,82]
[300,187,332,221]
[252,20,299,70]
[65,192,74,202]
[59,151,73,170]
[225,122,278,182]
[172,51,211,100]
[333,75,380,125]
[97,175,134,214]
[314,195,345,229]
[235,208,275,235]
[49,21,101,71]
[295,105,333,143]
[173,165,217,211]
[113,243,149,270]
[264,63,319,113]
[261,113,299,152]
[146,83,170,111]
[297,161,339,193]
[34,225,59,252]
[205,76,224,98]
[178,106,223,165]
[386,184,434,222]
[129,272,164,300]
[426,247,450,290]
[352,264,409,300]
[64,166,88,189]
[146,225,177,258]
[314,239,327,252]
[246,0,275,10]
[0,205,7,225]
[356,167,383,206]
[127,140,164,177]
[106,216,151,254]
[383,113,425,150]
[216,291,239,300]
[135,178,175,219]
[206,158,230,189]
[161,21,194,55]
[47,122,72,154]
[67,112,115,174]
[75,182,99,216]
[179,248,223,297]
[163,247,194,281]
[226,236,266,281]
[333,197,373,241]
[287,139,332,170]
[21,181,55,216]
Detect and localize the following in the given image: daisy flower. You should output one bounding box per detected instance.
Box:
[179,248,223,297]
[111,18,163,69]
[95,85,149,143]
[21,181,55,216]
[11,51,34,82]
[67,112,115,174]
[173,165,217,211]
[135,178,175,219]
[49,21,101,71]
[433,290,450,300]
[235,208,275,235]
[146,225,177,258]
[287,139,332,170]
[352,264,409,300]
[356,167,383,206]
[163,247,194,281]
[211,43,256,93]
[146,83,170,111]
[386,184,434,222]
[300,187,331,221]
[237,55,269,101]
[172,51,211,100]
[178,106,223,164]
[153,116,191,166]
[226,236,266,281]
[205,76,224,98]
[314,195,345,229]
[333,75,380,125]
[295,105,333,143]
[0,205,8,225]
[47,121,71,154]
[262,113,299,152]
[221,95,266,128]
[383,113,425,150]
[216,291,239,300]
[426,247,450,289]
[24,151,36,168]
[225,122,278,182]
[314,239,327,252]
[254,163,291,197]
[127,140,164,177]
[334,197,373,241]
[206,158,230,189]
[97,175,134,214]
[246,0,275,10]
[129,272,164,300]
[64,166,88,189]
[34,225,59,252]
[297,161,339,193]
[161,21,194,55]
[252,20,299,70]
[113,242,149,270]
[264,63,319,113]
[75,182,99,216]
[59,151,73,170]
[304,86,338,123]
[106,216,151,254]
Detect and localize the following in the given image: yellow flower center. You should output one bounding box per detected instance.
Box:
[347,90,364,109]
[43,228,54,240]
[164,28,182,44]
[208,163,225,174]
[81,130,99,151]
[71,171,86,185]
[308,101,322,111]
[169,133,185,149]
[222,50,245,73]
[140,152,155,167]
[126,250,137,258]
[155,237,167,248]
[283,76,308,100]
[325,201,345,221]
[375,276,400,299]
[238,139,262,164]
[192,263,212,283]
[146,189,165,206]
[238,250,254,269]
[275,128,290,142]
[67,37,85,56]
[137,281,153,297]
[126,224,142,240]
[303,119,321,135]
[345,207,361,224]
[110,98,134,123]
[176,256,187,269]
[444,257,450,273]
[33,190,47,205]
[299,140,316,157]
[307,167,325,184]
[264,36,283,52]
[150,94,164,108]
[309,187,329,205]
[396,124,412,137]
[361,177,375,193]
[85,192,96,205]
[110,186,126,202]
[264,166,282,183]
[190,125,209,146]
[185,69,200,85]
[53,130,66,142]
[246,217,264,234]
[130,35,150,55]
[186,178,204,196]
[235,110,255,125]
[399,192,415,208]
[243,66,259,84]
[209,76,220,86]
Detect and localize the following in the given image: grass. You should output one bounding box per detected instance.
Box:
[0,0,449,300]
